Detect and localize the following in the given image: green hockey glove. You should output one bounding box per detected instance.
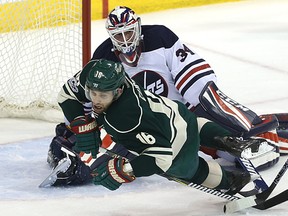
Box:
[69,116,100,158]
[92,157,135,190]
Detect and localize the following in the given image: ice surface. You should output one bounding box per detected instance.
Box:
[1,0,288,215]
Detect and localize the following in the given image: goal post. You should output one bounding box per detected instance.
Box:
[0,0,91,122]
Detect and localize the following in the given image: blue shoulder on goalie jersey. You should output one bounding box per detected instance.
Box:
[92,25,178,60]
[141,25,179,51]
[92,38,119,62]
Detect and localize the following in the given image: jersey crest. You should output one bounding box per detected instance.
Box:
[132,70,168,97]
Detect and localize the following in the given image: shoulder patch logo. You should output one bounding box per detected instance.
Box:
[67,77,79,93]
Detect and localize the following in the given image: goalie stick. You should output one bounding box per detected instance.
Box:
[223,157,288,213]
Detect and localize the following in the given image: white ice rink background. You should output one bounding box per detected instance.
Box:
[0,0,288,215]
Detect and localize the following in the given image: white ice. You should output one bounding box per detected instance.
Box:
[1,0,288,215]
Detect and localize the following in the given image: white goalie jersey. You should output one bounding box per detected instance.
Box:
[90,24,282,167]
[92,24,217,110]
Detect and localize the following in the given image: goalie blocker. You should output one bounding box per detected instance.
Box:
[194,81,281,170]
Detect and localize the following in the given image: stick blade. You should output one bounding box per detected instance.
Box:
[224,196,257,213]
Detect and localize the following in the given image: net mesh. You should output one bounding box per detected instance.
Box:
[0,0,83,122]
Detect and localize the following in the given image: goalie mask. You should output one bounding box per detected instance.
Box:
[106,6,142,67]
[84,59,126,100]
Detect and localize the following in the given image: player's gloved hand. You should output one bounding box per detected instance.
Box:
[52,146,92,186]
[92,157,135,190]
[69,116,100,158]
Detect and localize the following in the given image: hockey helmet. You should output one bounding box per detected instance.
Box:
[106,6,142,66]
[84,59,126,100]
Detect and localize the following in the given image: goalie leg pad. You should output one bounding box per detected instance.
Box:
[195,81,279,138]
[257,113,288,154]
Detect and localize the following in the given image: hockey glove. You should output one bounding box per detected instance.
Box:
[92,157,135,191]
[40,145,92,187]
[70,116,100,158]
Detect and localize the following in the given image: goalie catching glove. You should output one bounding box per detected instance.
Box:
[92,157,135,190]
[69,116,101,158]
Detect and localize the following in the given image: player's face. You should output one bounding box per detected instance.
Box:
[114,31,134,43]
[89,90,114,114]
[113,31,135,52]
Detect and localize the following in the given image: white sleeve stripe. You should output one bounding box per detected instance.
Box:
[142,152,173,172]
[142,146,173,154]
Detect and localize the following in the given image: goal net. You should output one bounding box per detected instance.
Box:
[0,0,90,122]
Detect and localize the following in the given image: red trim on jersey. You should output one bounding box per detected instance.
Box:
[279,137,288,144]
[79,151,93,164]
[85,155,93,164]
[102,134,114,148]
[176,64,210,90]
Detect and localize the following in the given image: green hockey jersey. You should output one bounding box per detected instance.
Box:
[97,77,201,180]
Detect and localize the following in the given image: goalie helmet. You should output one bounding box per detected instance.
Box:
[106,6,142,66]
[84,59,126,100]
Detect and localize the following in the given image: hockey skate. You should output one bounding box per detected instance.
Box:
[214,136,279,170]
[224,170,251,195]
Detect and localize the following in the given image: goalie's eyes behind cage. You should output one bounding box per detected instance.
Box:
[113,31,135,47]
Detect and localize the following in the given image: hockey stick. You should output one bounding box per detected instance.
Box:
[223,157,288,213]
[225,188,288,212]
[99,146,288,212]
[99,147,242,200]
[161,157,288,213]
[254,188,288,210]
[236,157,268,196]
[158,173,239,201]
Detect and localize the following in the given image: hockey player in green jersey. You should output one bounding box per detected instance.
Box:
[55,58,254,193]
[48,6,281,176]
